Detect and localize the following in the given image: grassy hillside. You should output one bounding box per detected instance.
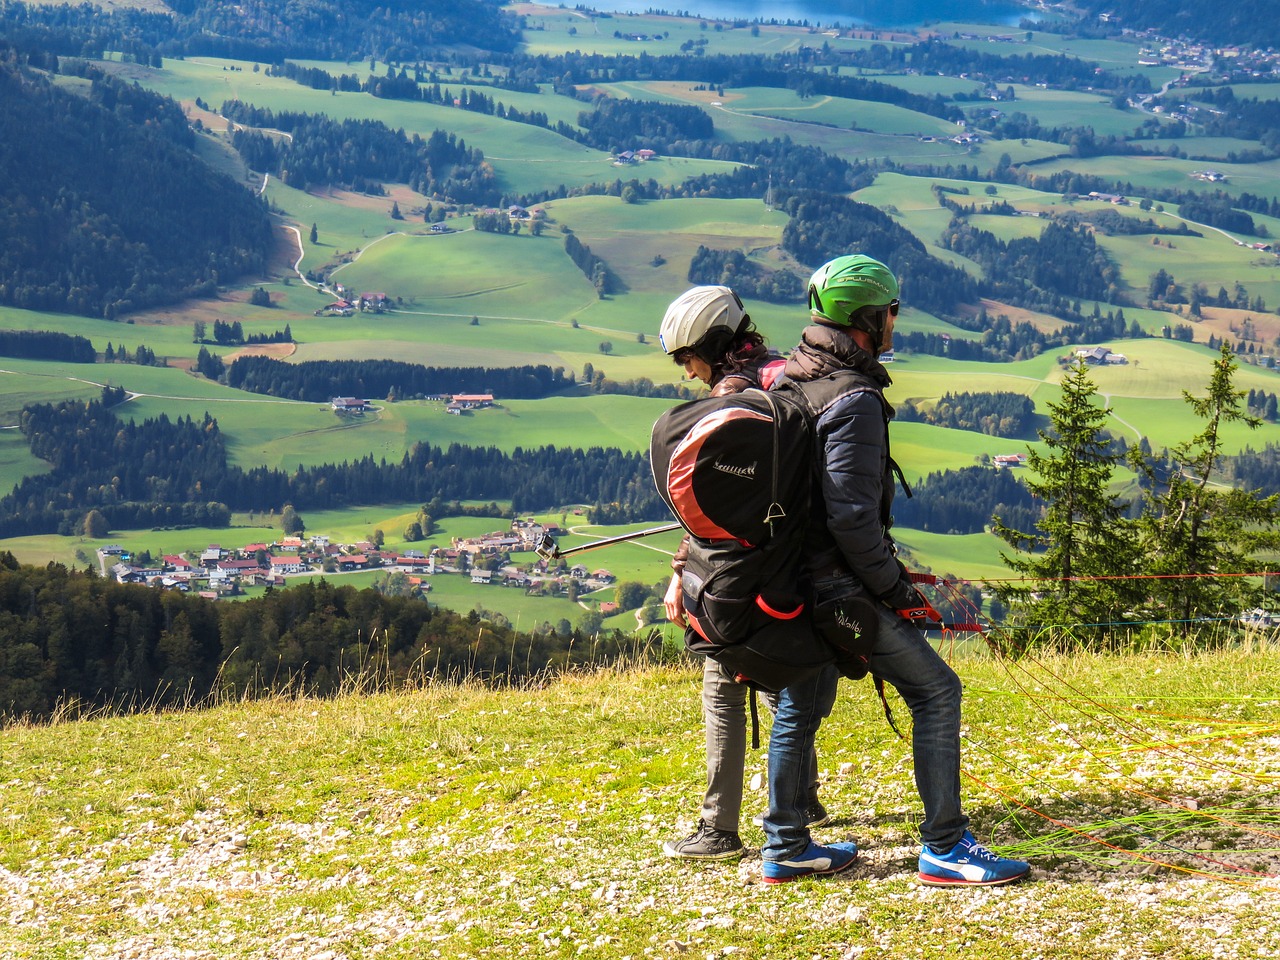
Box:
[1,650,1278,959]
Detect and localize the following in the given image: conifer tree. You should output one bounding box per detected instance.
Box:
[1133,344,1280,637]
[992,360,1142,647]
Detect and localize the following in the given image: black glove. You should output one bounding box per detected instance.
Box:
[879,575,924,612]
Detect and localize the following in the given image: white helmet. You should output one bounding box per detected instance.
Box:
[658,286,746,360]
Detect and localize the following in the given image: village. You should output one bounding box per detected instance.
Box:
[98,517,623,606]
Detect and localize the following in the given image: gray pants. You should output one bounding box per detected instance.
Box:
[699,657,820,832]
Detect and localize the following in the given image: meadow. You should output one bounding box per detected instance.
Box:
[1,650,1277,959]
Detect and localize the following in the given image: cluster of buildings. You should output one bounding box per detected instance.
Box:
[1074,346,1129,365]
[614,149,658,164]
[99,519,619,600]
[315,291,391,317]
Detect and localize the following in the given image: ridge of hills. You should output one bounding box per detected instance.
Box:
[0,60,273,318]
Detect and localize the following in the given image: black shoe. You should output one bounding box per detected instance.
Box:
[753,800,832,829]
[662,820,745,861]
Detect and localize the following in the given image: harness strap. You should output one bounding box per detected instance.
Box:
[874,675,904,740]
[749,688,761,750]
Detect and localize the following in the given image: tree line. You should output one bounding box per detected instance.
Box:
[895,391,1037,438]
[0,57,273,319]
[224,356,576,402]
[220,102,500,204]
[563,233,616,297]
[0,329,95,363]
[0,557,651,721]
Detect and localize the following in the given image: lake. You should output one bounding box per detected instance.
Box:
[551,0,1036,28]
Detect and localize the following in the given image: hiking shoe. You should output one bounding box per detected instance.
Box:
[761,840,858,883]
[662,820,744,861]
[752,800,832,829]
[918,831,1030,887]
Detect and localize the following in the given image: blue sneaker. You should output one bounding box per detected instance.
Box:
[918,831,1030,887]
[762,841,858,884]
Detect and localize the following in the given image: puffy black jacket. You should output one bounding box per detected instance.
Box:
[782,324,902,598]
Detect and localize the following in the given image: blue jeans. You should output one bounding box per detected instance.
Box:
[763,589,969,861]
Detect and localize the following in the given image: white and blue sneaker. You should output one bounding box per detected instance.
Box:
[918,831,1030,887]
[762,840,858,884]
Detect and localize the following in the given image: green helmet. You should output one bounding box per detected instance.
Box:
[807,255,900,337]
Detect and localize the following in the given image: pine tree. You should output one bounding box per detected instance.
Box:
[1134,344,1280,638]
[992,360,1142,647]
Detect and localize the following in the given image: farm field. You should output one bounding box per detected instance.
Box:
[9,6,1280,632]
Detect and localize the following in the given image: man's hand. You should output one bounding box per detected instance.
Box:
[879,574,923,613]
[664,572,687,627]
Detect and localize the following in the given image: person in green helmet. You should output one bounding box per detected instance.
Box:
[758,254,1033,886]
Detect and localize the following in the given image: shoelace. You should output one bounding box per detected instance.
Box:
[962,839,1002,862]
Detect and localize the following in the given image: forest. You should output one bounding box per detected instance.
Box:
[892,465,1039,537]
[687,247,804,304]
[1074,0,1278,47]
[940,220,1122,307]
[0,59,273,319]
[0,329,95,363]
[0,0,521,65]
[895,391,1038,438]
[224,356,576,402]
[221,103,499,203]
[0,556,648,720]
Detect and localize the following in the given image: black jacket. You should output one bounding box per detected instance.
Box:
[782,323,901,598]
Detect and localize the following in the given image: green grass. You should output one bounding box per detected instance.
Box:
[1,650,1278,958]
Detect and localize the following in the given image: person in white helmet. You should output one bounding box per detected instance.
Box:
[656,285,830,862]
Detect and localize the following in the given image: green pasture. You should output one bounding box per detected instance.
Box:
[968,138,1067,167]
[1097,227,1280,307]
[862,73,984,99]
[0,362,104,427]
[543,519,683,583]
[713,86,959,138]
[891,528,1011,583]
[0,304,213,362]
[418,574,587,627]
[1030,153,1280,206]
[1163,82,1280,104]
[0,428,49,495]
[326,228,599,319]
[890,421,1037,484]
[1177,136,1277,161]
[117,392,675,469]
[553,193,789,297]
[989,85,1152,139]
[142,58,629,198]
[954,31,1153,76]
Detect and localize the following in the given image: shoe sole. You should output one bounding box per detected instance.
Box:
[662,845,744,862]
[917,868,1029,887]
[761,853,857,884]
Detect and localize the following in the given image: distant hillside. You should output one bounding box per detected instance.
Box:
[1077,0,1279,47]
[0,60,272,319]
[0,0,521,63]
